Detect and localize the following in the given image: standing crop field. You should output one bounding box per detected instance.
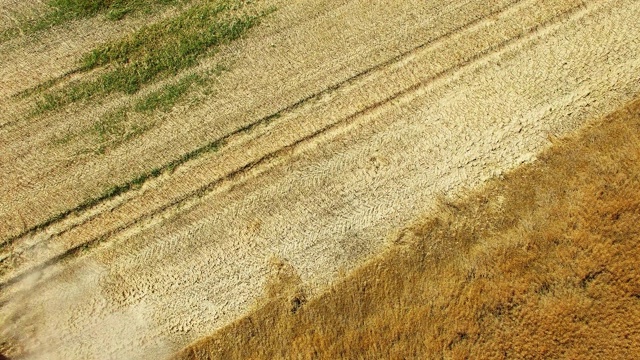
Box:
[1,0,639,358]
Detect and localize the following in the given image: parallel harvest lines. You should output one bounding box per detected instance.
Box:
[0,0,519,243]
[0,0,588,290]
[2,0,640,357]
[0,0,527,251]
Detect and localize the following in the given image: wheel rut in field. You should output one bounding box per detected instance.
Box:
[0,0,595,290]
[0,0,525,246]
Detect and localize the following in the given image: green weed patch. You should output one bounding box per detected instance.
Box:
[91,71,218,152]
[34,0,187,32]
[33,1,272,115]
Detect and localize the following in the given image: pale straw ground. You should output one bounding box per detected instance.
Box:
[1,0,640,358]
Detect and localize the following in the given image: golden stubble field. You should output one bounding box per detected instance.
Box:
[178,89,640,360]
[1,0,639,358]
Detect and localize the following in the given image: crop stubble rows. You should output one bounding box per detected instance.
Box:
[0,0,580,290]
[2,0,640,358]
[0,0,516,242]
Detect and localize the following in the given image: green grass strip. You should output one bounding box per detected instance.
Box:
[33,1,271,115]
[1,0,189,45]
[134,73,205,112]
[33,0,188,32]
[90,72,210,153]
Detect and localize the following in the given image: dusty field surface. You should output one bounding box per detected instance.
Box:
[1,0,640,358]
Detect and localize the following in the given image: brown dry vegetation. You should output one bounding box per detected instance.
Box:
[176,98,640,359]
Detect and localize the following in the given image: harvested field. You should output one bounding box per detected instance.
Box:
[1,0,639,358]
[178,95,640,360]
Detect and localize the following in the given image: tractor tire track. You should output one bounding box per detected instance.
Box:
[0,0,519,242]
[0,0,591,290]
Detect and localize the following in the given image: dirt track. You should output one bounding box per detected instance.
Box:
[1,0,640,358]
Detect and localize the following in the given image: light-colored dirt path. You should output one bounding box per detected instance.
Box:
[1,0,640,358]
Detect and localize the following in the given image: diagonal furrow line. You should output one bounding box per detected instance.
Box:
[0,0,590,292]
[0,0,524,248]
